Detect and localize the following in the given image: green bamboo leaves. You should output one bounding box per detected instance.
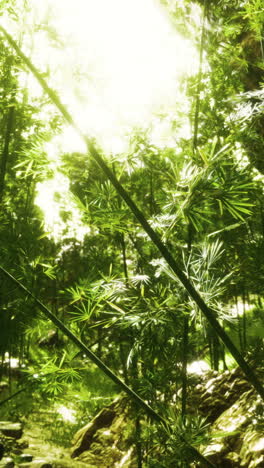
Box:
[0,22,263,402]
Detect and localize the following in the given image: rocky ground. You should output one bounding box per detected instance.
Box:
[0,395,134,468]
[0,367,264,467]
[0,419,89,468]
[189,367,264,467]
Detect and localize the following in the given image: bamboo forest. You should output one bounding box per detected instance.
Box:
[0,0,264,467]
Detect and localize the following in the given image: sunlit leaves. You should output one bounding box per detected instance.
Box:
[14,134,53,180]
[151,239,232,320]
[143,411,212,466]
[41,263,57,279]
[26,354,82,397]
[65,279,114,322]
[66,285,88,304]
[163,138,254,234]
[242,0,264,41]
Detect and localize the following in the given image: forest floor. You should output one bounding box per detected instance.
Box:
[0,399,90,467]
[1,361,264,467]
[20,411,89,468]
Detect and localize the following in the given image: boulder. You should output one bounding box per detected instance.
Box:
[0,457,14,468]
[17,460,53,468]
[26,461,52,468]
[71,405,116,458]
[18,454,33,462]
[71,397,136,467]
[203,389,264,467]
[189,367,252,422]
[0,422,22,439]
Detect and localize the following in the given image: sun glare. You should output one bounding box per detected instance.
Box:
[35,172,90,243]
[24,0,200,241]
[187,360,210,375]
[29,0,198,152]
[56,405,77,423]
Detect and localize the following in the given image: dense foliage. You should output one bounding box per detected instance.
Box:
[0,1,263,466]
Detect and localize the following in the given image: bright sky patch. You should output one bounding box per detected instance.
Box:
[17,0,200,241]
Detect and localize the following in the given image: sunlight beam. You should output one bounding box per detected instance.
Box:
[29,0,198,153]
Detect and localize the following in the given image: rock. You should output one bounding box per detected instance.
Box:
[0,457,14,468]
[71,403,117,458]
[249,455,264,468]
[71,398,136,467]
[203,442,227,466]
[11,448,22,455]
[203,389,264,467]
[0,422,23,439]
[18,454,33,462]
[27,461,52,468]
[189,368,252,422]
[225,451,240,465]
[78,445,123,467]
[240,430,264,467]
[17,440,28,449]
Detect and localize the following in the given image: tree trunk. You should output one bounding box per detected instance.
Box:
[181,314,189,421]
[242,287,247,352]
[0,105,15,204]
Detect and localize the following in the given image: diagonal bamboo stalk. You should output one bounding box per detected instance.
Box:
[0,267,165,424]
[0,104,15,203]
[0,21,263,403]
[0,266,215,468]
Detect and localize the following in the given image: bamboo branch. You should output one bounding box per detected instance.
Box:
[0,23,263,402]
[0,266,215,468]
[0,104,15,203]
